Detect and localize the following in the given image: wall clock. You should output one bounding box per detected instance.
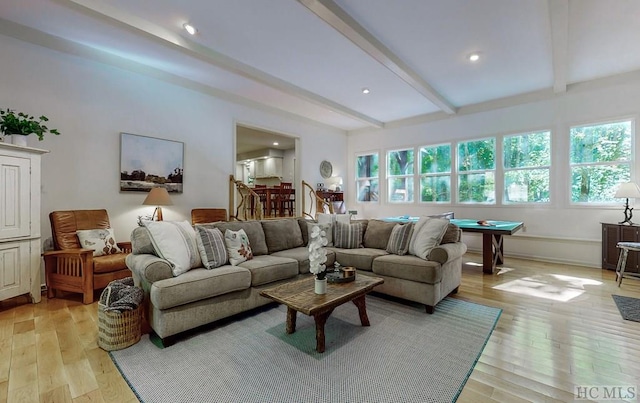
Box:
[319,160,333,179]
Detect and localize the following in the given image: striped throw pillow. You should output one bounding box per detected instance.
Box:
[386,223,414,255]
[334,222,363,249]
[195,226,228,269]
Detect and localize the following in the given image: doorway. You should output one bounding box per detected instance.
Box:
[235,123,300,216]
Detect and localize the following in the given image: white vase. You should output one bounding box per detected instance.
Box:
[11,135,27,147]
[314,278,327,294]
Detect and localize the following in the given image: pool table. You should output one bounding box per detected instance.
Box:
[384,216,524,274]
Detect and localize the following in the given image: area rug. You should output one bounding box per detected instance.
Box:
[110,296,501,403]
[612,295,640,322]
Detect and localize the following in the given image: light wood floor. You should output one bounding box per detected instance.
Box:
[1,253,639,402]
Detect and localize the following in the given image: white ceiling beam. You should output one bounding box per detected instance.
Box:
[64,0,384,128]
[298,0,457,115]
[548,0,569,93]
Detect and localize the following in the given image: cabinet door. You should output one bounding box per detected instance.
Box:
[0,156,30,239]
[0,241,30,301]
[255,160,265,177]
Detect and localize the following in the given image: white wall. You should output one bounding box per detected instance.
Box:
[0,34,346,263]
[347,77,640,268]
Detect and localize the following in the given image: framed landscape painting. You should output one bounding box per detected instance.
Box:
[120,133,184,193]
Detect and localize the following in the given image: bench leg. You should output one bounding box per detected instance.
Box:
[616,248,629,287]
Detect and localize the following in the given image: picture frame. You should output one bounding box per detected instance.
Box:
[120,132,184,193]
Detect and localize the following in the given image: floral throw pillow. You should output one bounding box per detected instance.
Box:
[76,228,121,257]
[224,228,253,266]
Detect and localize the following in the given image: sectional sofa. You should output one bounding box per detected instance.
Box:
[126,216,467,345]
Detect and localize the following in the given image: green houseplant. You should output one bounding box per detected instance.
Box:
[0,108,60,141]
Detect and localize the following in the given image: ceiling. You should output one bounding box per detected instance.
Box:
[2,0,640,131]
[236,125,296,156]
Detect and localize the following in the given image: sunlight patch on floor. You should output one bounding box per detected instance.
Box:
[493,274,603,302]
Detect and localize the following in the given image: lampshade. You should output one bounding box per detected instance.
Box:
[142,187,173,221]
[143,187,173,206]
[615,182,640,199]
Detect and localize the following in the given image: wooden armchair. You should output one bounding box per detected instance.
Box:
[43,209,131,304]
[191,208,228,224]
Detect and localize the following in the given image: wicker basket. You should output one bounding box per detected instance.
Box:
[98,288,142,351]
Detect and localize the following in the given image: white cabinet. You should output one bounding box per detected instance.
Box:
[0,143,47,303]
[255,158,283,178]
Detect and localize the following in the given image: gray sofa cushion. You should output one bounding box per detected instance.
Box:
[131,226,157,255]
[150,266,251,310]
[329,247,388,271]
[261,219,304,253]
[363,219,397,249]
[372,254,442,284]
[297,218,311,246]
[204,221,268,256]
[238,255,299,286]
[271,247,336,274]
[441,223,461,244]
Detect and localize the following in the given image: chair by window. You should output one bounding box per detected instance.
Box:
[191,208,228,224]
[43,209,131,304]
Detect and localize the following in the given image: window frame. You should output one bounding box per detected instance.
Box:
[568,118,634,206]
[456,137,496,204]
[502,130,552,205]
[418,142,452,204]
[355,151,380,204]
[386,147,415,203]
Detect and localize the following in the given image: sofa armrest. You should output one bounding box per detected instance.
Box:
[428,242,468,264]
[126,253,173,285]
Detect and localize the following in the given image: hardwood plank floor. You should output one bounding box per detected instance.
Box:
[0,252,638,402]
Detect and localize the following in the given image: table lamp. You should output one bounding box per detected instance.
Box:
[143,187,173,221]
[615,182,640,225]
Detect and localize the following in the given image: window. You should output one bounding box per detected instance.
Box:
[457,138,495,203]
[503,131,551,203]
[387,148,414,203]
[419,143,451,202]
[570,120,632,203]
[356,153,379,202]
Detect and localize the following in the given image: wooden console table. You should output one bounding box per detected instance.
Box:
[316,191,345,214]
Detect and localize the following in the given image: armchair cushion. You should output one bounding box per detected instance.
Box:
[93,253,129,273]
[76,228,122,256]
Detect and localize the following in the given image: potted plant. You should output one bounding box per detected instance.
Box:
[308,224,328,294]
[0,108,60,145]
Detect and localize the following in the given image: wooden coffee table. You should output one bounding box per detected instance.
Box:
[260,275,384,353]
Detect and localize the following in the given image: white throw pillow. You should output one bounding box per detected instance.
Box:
[224,229,253,266]
[316,213,350,246]
[408,217,450,259]
[76,228,122,257]
[143,220,202,276]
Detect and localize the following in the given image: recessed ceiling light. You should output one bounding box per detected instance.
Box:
[468,53,480,62]
[273,142,279,146]
[183,23,197,35]
[362,88,370,94]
